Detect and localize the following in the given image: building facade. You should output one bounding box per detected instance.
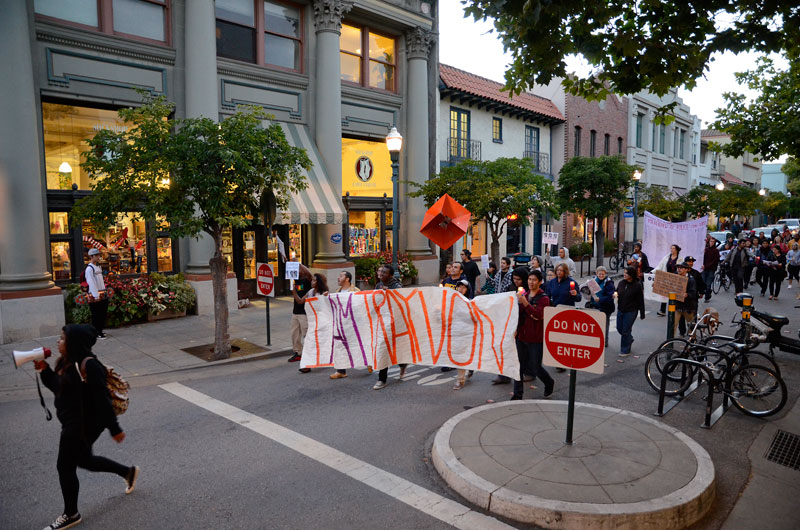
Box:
[0,0,439,343]
[762,163,788,194]
[700,130,762,189]
[437,64,564,263]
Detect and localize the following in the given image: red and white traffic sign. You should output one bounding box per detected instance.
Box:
[256,262,275,297]
[543,306,605,374]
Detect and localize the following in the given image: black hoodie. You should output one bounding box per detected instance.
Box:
[40,324,122,437]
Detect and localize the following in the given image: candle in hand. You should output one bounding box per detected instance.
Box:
[517,286,525,294]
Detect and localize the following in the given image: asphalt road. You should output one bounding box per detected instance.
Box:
[2,287,798,530]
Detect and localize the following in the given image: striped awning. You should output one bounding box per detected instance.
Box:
[274,122,346,225]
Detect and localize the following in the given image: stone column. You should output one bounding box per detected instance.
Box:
[402,27,439,284]
[183,0,217,276]
[0,1,64,342]
[311,0,351,265]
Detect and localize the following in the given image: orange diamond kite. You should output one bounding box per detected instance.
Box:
[419,194,472,250]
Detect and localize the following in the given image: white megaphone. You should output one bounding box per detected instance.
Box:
[12,347,52,369]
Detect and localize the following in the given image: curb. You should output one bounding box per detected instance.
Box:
[432,401,716,530]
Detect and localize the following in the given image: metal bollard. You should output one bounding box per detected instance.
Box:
[666,292,676,340]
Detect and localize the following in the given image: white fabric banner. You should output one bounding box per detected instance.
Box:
[300,287,520,379]
[642,211,708,272]
[642,272,666,302]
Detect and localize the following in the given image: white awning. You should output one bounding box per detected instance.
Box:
[274,123,346,225]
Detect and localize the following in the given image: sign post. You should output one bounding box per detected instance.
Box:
[256,263,275,346]
[542,306,606,445]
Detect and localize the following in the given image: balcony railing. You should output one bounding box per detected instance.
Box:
[447,137,481,163]
[523,150,550,174]
[710,162,726,176]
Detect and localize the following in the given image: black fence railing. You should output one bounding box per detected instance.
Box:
[448,137,481,163]
[523,150,550,174]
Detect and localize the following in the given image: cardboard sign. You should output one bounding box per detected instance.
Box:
[300,288,520,378]
[256,263,275,297]
[543,231,559,245]
[285,261,300,280]
[480,254,490,270]
[542,306,605,374]
[652,270,688,302]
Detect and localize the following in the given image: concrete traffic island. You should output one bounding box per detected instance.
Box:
[432,401,715,529]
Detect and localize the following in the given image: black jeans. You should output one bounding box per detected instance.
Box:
[768,273,783,297]
[756,268,769,294]
[89,298,109,335]
[512,340,553,398]
[378,364,407,383]
[701,269,715,300]
[58,428,129,515]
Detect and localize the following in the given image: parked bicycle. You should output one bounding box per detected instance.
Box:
[609,244,629,271]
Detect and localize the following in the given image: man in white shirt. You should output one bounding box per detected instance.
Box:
[85,248,108,339]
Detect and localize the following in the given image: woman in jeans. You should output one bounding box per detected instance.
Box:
[768,245,787,300]
[655,244,681,315]
[511,270,554,400]
[614,267,646,357]
[787,241,800,290]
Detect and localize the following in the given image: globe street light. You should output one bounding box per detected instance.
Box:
[386,127,403,281]
[632,169,641,243]
[759,188,766,196]
[715,181,724,230]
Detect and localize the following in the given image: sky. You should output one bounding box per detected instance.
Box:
[437,0,765,128]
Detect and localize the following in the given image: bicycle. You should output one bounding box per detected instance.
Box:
[712,262,731,294]
[609,245,629,271]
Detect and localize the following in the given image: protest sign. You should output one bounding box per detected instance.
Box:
[642,272,664,302]
[543,231,559,246]
[300,287,520,378]
[652,270,688,301]
[480,254,490,270]
[285,261,300,280]
[642,212,707,272]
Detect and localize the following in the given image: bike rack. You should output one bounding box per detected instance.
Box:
[655,358,731,429]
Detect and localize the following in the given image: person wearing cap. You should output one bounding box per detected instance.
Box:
[674,261,697,338]
[85,248,108,339]
[679,257,704,335]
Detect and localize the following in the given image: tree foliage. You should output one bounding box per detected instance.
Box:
[72,95,311,359]
[680,185,714,219]
[462,0,799,101]
[409,157,558,265]
[712,57,800,161]
[783,157,800,195]
[637,185,684,222]
[718,185,760,219]
[759,191,790,220]
[557,156,638,266]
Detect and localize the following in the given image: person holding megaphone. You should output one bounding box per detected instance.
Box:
[34,324,138,530]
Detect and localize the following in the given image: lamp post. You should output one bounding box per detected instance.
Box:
[386,127,403,281]
[715,181,725,230]
[632,169,641,243]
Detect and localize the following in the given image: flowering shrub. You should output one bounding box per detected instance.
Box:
[352,251,418,285]
[64,273,196,327]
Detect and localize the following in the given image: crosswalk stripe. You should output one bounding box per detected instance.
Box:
[159,382,514,530]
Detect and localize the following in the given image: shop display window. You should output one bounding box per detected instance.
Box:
[81,214,147,275]
[42,103,128,190]
[51,242,72,281]
[221,227,234,271]
[243,230,257,279]
[288,224,302,261]
[462,220,487,256]
[340,24,395,91]
[49,212,70,235]
[349,210,385,256]
[156,237,173,272]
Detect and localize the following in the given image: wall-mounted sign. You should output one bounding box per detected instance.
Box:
[331,232,343,244]
[355,156,373,182]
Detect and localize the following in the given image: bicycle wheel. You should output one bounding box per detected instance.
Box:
[729,364,787,417]
[609,254,619,271]
[644,348,696,395]
[712,272,722,294]
[730,350,781,376]
[722,274,731,292]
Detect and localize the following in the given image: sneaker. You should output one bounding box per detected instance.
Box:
[44,513,82,530]
[96,333,107,340]
[288,352,301,362]
[509,395,522,401]
[125,466,139,494]
[453,380,465,390]
[329,372,347,379]
[440,366,454,372]
[788,284,793,289]
[372,380,387,390]
[619,352,631,357]
[543,383,554,399]
[298,367,311,373]
[657,311,666,316]
[703,298,710,303]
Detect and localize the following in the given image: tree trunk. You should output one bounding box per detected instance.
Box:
[595,220,605,270]
[209,232,232,360]
[490,237,501,270]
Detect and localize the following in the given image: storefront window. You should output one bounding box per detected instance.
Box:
[341,138,392,197]
[81,213,147,275]
[51,242,72,281]
[49,212,70,234]
[349,211,384,256]
[43,103,127,190]
[288,224,302,261]
[384,211,393,253]
[462,220,486,256]
[243,230,257,279]
[572,215,585,243]
[221,227,234,272]
[156,237,173,271]
[340,24,395,90]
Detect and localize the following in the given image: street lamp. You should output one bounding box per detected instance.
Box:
[759,188,766,196]
[715,181,725,230]
[386,126,403,281]
[632,169,641,243]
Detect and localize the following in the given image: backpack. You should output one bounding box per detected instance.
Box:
[79,357,130,416]
[80,266,90,293]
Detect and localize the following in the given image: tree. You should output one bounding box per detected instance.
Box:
[557,156,638,268]
[783,157,800,195]
[462,1,799,102]
[711,57,800,161]
[637,185,684,222]
[409,157,558,266]
[759,191,790,222]
[680,185,714,219]
[719,186,760,220]
[72,95,311,359]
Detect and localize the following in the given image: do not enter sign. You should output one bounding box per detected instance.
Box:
[256,262,275,297]
[543,306,605,374]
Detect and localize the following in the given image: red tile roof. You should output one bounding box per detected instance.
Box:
[721,172,745,185]
[701,129,727,138]
[439,64,564,122]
